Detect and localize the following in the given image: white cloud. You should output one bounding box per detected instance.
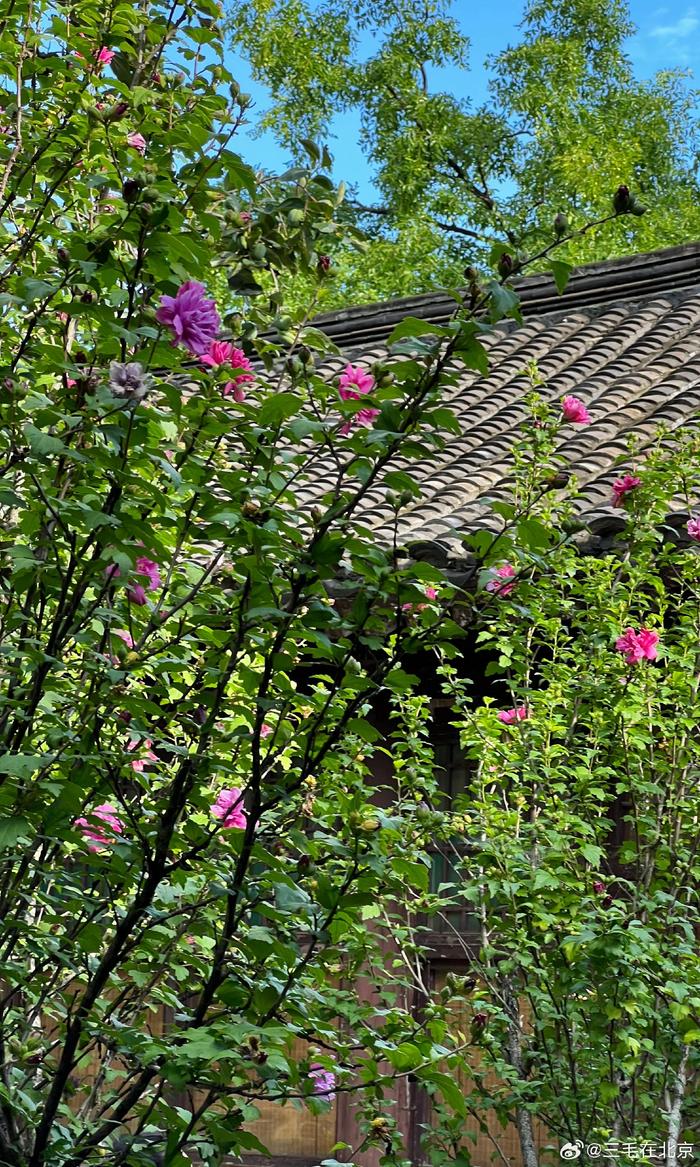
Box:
[650,8,699,40]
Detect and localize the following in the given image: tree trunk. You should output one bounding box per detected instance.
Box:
[502,975,539,1167]
[666,1046,689,1167]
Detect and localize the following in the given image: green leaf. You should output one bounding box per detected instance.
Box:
[257,392,301,426]
[387,316,448,346]
[550,259,572,295]
[487,280,522,323]
[453,326,489,375]
[0,817,30,850]
[23,423,65,456]
[0,754,44,778]
[430,1071,467,1116]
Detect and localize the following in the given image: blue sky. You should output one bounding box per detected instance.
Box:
[226,1,699,199]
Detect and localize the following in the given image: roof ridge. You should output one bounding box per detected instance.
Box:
[314,242,700,349]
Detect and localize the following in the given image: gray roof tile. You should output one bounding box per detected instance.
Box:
[304,245,700,558]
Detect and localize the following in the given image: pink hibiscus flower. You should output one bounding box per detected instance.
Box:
[309,1063,336,1099]
[687,517,700,541]
[402,585,439,613]
[113,629,134,649]
[612,474,642,508]
[337,363,379,435]
[75,803,124,851]
[486,563,517,597]
[497,706,529,724]
[128,557,162,606]
[200,340,236,368]
[211,787,247,829]
[127,738,158,772]
[200,341,254,398]
[561,395,591,424]
[615,627,660,665]
[127,131,147,155]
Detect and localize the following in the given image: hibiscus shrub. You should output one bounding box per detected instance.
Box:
[0,1,504,1162]
[0,0,675,1164]
[425,418,700,1164]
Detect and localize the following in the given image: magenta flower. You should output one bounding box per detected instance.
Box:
[113,629,134,649]
[337,363,379,435]
[309,1063,336,1099]
[127,738,158,772]
[127,557,161,605]
[211,787,247,829]
[402,585,439,613]
[497,706,529,724]
[75,803,124,851]
[561,395,591,425]
[75,46,115,68]
[201,341,255,399]
[338,363,375,399]
[615,627,660,664]
[155,281,221,356]
[339,407,380,436]
[223,381,248,402]
[486,563,517,597]
[135,557,161,589]
[127,131,147,155]
[260,723,273,738]
[687,517,700,541]
[612,474,642,508]
[200,340,237,368]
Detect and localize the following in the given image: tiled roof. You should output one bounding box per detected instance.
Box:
[302,243,700,563]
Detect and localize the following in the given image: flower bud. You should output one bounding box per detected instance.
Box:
[498,252,515,280]
[105,100,129,123]
[553,212,569,238]
[57,247,70,268]
[297,344,313,366]
[613,184,632,214]
[285,355,303,377]
[122,178,142,204]
[317,255,331,274]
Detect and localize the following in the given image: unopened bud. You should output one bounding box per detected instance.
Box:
[285,355,303,377]
[106,100,129,123]
[317,255,331,274]
[613,184,632,214]
[122,178,142,204]
[498,252,515,280]
[553,212,569,238]
[57,247,70,268]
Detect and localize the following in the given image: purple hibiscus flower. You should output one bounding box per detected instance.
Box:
[155,281,221,356]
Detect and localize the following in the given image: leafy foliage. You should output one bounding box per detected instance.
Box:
[230,0,700,307]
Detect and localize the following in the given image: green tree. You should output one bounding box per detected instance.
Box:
[231,0,700,307]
